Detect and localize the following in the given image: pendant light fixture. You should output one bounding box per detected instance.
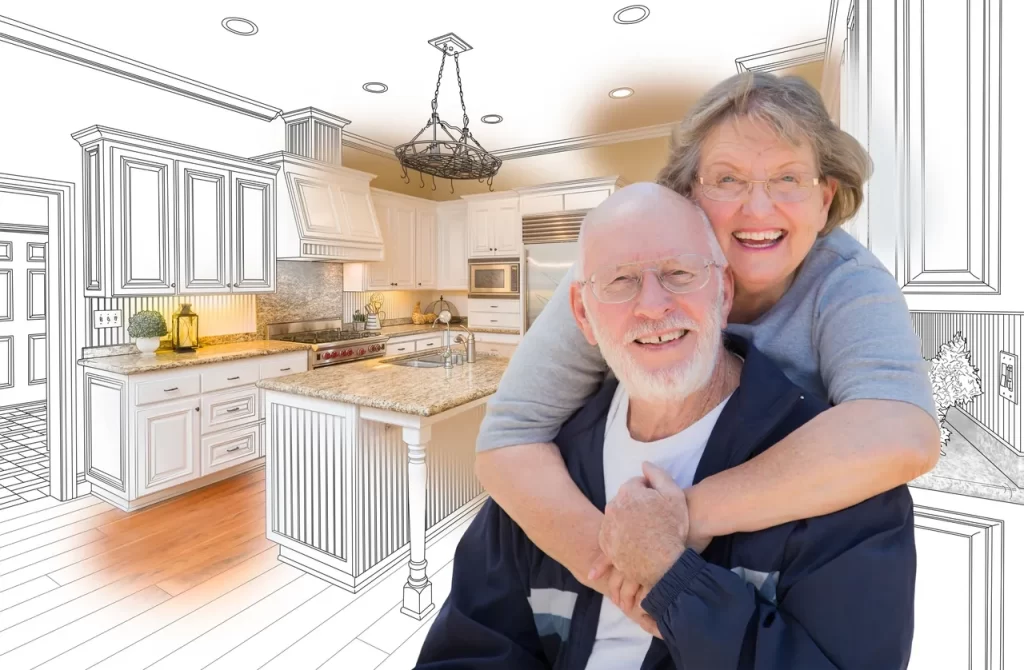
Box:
[394,33,501,193]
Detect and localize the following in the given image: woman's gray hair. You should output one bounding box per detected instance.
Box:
[656,71,873,236]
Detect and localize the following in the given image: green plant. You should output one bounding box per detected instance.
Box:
[353,310,366,322]
[127,310,167,338]
[927,331,983,449]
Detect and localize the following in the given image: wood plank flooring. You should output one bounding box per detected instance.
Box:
[0,466,468,669]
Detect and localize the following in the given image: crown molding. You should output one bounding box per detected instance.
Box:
[734,38,828,74]
[0,16,282,121]
[342,131,397,160]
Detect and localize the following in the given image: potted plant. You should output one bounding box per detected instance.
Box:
[927,331,983,453]
[127,310,167,355]
[352,309,366,332]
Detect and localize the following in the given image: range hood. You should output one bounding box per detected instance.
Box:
[252,107,384,263]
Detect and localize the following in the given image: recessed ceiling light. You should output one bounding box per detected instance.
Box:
[362,82,388,93]
[613,5,650,24]
[481,114,503,124]
[608,87,634,99]
[221,17,258,36]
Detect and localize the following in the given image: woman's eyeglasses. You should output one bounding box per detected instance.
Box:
[698,173,821,203]
[580,254,722,304]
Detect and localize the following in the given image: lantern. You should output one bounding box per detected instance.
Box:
[172,303,199,351]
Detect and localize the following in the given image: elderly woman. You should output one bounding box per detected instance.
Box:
[474,72,941,620]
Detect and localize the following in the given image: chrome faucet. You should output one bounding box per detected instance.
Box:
[433,310,454,369]
[454,325,475,363]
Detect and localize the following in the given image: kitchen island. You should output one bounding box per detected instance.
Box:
[256,353,508,619]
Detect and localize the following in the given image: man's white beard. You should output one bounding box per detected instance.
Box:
[585,286,723,403]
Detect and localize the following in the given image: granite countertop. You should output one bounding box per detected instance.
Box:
[77,340,312,375]
[257,354,509,417]
[382,323,519,338]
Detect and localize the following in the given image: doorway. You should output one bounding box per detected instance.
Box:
[0,173,77,509]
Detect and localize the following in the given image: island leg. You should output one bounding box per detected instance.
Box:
[401,425,435,619]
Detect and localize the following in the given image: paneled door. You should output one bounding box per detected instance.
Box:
[0,228,47,408]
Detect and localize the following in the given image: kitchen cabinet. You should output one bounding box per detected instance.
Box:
[465,193,521,258]
[82,350,308,511]
[73,125,279,297]
[415,209,437,289]
[436,201,469,290]
[344,190,434,291]
[516,177,626,216]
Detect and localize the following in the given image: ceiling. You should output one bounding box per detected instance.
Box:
[0,0,836,152]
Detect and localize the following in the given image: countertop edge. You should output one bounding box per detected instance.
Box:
[76,342,313,375]
[258,377,498,417]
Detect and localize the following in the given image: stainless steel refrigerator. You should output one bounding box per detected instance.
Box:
[522,210,586,332]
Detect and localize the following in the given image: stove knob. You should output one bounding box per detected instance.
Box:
[359,348,366,356]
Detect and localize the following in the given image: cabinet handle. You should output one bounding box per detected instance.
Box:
[227,376,240,381]
[171,283,176,288]
[164,387,178,392]
[195,407,200,412]
[490,319,498,323]
[226,446,241,452]
[227,407,241,413]
[280,367,291,371]
[397,347,406,351]
[490,305,498,308]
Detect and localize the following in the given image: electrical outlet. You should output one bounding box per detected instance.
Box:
[93,309,123,329]
[999,351,1017,404]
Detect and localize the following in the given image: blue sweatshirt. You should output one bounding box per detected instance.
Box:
[415,334,917,669]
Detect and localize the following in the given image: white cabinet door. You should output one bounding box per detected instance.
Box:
[110,147,176,294]
[231,171,276,292]
[437,207,469,290]
[491,204,521,256]
[468,206,494,257]
[367,202,393,290]
[335,187,382,243]
[136,397,200,497]
[390,205,416,289]
[415,210,437,289]
[177,161,229,293]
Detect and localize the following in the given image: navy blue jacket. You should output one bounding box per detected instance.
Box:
[415,334,916,669]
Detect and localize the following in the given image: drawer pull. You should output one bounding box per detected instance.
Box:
[227,376,240,381]
[490,305,498,308]
[490,319,498,323]
[226,446,242,453]
[227,407,242,413]
[397,347,406,351]
[164,387,178,392]
[280,367,291,371]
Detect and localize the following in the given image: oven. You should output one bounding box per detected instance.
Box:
[468,257,520,299]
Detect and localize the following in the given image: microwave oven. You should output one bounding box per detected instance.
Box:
[468,258,520,298]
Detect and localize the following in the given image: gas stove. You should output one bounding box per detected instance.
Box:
[267,319,389,368]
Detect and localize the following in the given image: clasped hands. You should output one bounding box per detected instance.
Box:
[587,462,711,638]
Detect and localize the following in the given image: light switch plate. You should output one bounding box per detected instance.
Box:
[93,309,123,329]
[999,351,1017,404]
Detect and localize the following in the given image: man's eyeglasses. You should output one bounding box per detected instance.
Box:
[579,254,723,304]
[698,173,821,203]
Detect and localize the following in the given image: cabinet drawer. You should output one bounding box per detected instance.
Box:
[202,360,260,393]
[201,385,258,434]
[136,373,201,406]
[416,337,444,351]
[259,352,309,379]
[201,422,260,476]
[470,311,521,329]
[386,341,416,356]
[469,299,520,314]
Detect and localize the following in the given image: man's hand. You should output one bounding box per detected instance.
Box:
[598,462,690,586]
[586,561,662,639]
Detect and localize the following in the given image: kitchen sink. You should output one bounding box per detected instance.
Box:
[391,353,446,368]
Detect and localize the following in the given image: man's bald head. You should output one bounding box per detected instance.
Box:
[576,182,725,281]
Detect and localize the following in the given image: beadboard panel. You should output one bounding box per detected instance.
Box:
[912,311,1022,450]
[426,403,487,529]
[268,403,348,561]
[354,419,409,577]
[86,294,256,346]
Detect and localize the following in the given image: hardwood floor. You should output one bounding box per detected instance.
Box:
[0,466,467,669]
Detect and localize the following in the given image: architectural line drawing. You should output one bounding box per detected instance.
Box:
[0,0,1021,668]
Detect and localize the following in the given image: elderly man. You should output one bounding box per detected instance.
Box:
[414,183,915,669]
